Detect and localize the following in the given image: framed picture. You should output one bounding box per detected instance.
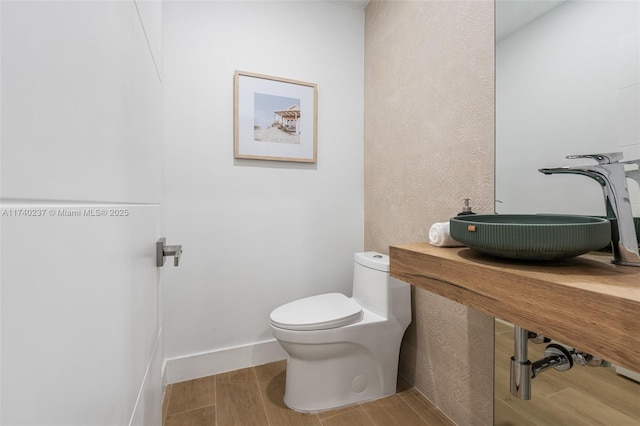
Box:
[234,71,318,163]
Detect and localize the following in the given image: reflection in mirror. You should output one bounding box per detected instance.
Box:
[495,1,640,424]
[496,0,640,216]
[494,320,640,424]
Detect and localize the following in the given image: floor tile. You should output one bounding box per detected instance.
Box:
[167,376,215,416]
[216,367,269,425]
[254,361,322,425]
[398,388,455,425]
[165,406,216,426]
[162,360,453,426]
[319,406,374,426]
[317,404,361,420]
[361,394,427,425]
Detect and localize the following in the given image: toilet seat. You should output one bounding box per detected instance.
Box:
[270,293,363,331]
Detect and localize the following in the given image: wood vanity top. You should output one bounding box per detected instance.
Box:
[389,243,640,373]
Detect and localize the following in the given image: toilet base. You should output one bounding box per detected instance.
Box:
[281,341,399,413]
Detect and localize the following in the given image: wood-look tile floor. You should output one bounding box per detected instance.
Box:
[162,360,454,426]
[495,320,640,426]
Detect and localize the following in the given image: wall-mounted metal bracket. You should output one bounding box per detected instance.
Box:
[156,238,182,267]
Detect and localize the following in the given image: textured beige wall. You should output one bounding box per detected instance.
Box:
[364,1,495,425]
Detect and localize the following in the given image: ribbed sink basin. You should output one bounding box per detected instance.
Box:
[449,214,611,261]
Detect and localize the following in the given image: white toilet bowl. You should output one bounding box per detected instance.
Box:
[269,252,411,412]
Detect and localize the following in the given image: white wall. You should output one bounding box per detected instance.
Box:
[163,0,364,382]
[496,0,640,215]
[1,1,164,425]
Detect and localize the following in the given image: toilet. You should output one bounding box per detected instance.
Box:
[269,251,411,412]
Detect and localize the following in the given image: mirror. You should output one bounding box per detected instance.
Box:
[496,0,640,216]
[495,1,640,424]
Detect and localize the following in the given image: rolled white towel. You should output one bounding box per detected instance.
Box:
[429,222,464,247]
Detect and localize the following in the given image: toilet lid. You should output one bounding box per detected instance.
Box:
[270,293,363,331]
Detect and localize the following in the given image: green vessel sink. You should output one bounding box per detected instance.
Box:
[449,214,611,261]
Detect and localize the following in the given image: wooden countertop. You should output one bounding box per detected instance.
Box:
[389,243,640,373]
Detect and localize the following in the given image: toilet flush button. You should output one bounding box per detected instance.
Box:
[352,375,368,393]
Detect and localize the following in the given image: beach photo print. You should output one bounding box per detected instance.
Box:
[234,71,317,162]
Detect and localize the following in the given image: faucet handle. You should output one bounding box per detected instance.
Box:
[622,159,640,166]
[566,152,624,164]
[621,160,640,187]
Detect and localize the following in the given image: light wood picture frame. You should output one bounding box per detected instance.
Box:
[234,71,318,163]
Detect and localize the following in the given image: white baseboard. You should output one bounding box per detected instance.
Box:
[164,338,287,384]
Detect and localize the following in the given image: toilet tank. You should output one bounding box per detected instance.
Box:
[352,252,410,323]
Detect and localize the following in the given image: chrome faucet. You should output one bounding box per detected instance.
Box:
[622,159,640,189]
[539,152,640,266]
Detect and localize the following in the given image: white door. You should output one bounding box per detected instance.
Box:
[1,1,164,425]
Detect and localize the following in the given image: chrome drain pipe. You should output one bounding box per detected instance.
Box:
[532,344,573,377]
[510,325,533,400]
[510,326,575,400]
